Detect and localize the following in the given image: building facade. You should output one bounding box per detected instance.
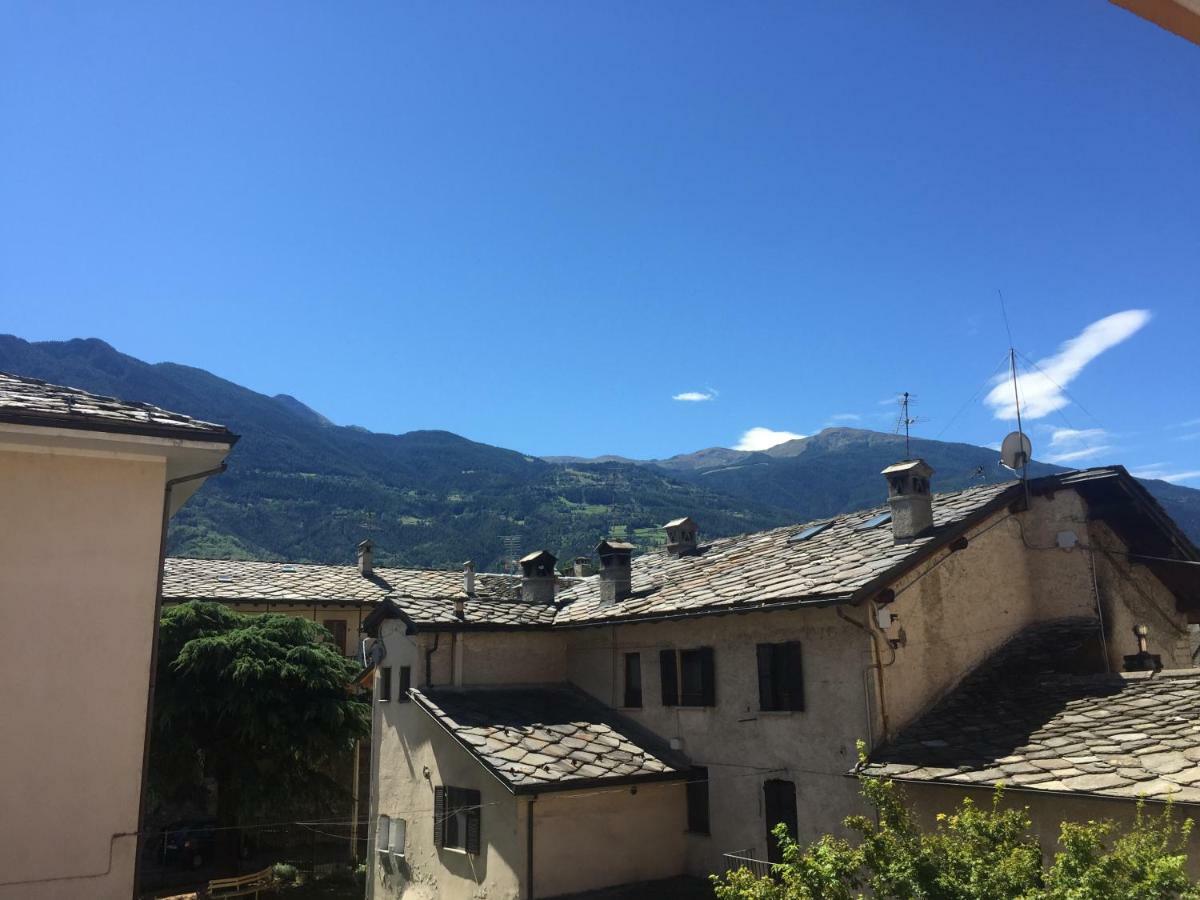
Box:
[362,464,1200,899]
[0,372,235,900]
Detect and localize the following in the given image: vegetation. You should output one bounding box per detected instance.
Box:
[149,602,371,858]
[713,758,1199,899]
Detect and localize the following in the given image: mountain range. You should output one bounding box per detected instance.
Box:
[2,334,1197,570]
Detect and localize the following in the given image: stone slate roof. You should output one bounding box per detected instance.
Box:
[411,686,686,794]
[863,619,1200,803]
[553,479,1017,625]
[163,557,564,626]
[0,371,235,443]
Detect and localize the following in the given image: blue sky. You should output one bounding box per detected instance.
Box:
[2,2,1198,479]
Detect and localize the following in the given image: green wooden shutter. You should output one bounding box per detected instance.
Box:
[465,788,482,855]
[756,644,775,710]
[699,646,716,707]
[659,649,678,706]
[433,786,446,848]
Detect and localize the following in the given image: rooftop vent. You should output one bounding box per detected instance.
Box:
[880,459,934,543]
[664,517,699,557]
[357,539,374,577]
[573,556,592,577]
[596,539,635,606]
[463,560,475,596]
[519,550,558,604]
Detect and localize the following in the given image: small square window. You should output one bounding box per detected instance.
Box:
[378,667,392,702]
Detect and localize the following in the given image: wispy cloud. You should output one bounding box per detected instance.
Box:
[1130,464,1200,485]
[827,413,862,423]
[984,310,1151,420]
[1177,433,1200,442]
[673,388,718,403]
[1044,427,1112,465]
[734,427,806,452]
[1169,418,1200,429]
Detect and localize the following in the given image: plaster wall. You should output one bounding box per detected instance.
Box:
[564,608,871,874]
[419,629,566,688]
[368,621,526,900]
[532,782,687,898]
[0,447,165,900]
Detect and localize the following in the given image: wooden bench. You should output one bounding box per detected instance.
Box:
[207,866,276,898]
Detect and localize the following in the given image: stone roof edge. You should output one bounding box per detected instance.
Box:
[0,406,238,445]
[869,771,1200,807]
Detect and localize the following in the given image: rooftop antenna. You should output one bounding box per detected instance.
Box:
[894,392,926,457]
[998,290,1033,508]
[501,534,521,574]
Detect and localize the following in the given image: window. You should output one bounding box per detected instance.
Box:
[434,786,481,854]
[659,647,715,707]
[757,642,804,711]
[623,653,642,708]
[855,512,892,531]
[763,779,797,864]
[789,521,833,542]
[323,619,347,654]
[390,818,407,856]
[378,667,392,702]
[686,767,710,834]
[377,815,390,856]
[398,666,412,703]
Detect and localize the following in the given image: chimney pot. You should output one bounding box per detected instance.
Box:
[463,561,476,596]
[596,539,635,605]
[880,459,935,542]
[357,539,374,577]
[519,550,558,604]
[573,556,592,577]
[664,517,699,557]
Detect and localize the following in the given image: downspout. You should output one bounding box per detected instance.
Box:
[133,462,227,898]
[836,605,893,746]
[425,632,441,687]
[526,795,537,899]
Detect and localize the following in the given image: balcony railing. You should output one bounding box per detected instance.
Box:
[721,850,773,880]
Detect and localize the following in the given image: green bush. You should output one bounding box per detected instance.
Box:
[272,862,299,884]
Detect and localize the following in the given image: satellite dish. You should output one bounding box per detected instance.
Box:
[1000,431,1032,472]
[365,638,387,667]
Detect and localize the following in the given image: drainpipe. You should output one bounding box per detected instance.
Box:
[526,795,537,899]
[425,632,441,687]
[836,605,893,745]
[133,463,228,897]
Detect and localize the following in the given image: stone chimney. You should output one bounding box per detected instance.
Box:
[596,539,635,606]
[357,539,374,577]
[463,561,475,595]
[664,517,699,557]
[881,459,934,543]
[519,550,558,604]
[573,556,592,577]
[1123,623,1163,673]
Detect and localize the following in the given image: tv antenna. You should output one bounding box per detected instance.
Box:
[501,534,522,574]
[358,511,382,532]
[998,290,1033,507]
[894,392,927,457]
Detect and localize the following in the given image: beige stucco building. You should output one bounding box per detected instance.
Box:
[359,462,1200,899]
[0,372,235,900]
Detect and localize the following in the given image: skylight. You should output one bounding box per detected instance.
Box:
[855,513,892,531]
[789,521,833,543]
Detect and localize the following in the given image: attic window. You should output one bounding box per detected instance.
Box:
[855,513,892,531]
[281,566,296,573]
[790,521,833,543]
[217,575,233,583]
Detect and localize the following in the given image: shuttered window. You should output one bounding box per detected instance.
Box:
[686,767,710,834]
[623,653,642,708]
[660,647,716,707]
[398,666,412,703]
[322,619,348,655]
[378,667,392,702]
[434,785,481,854]
[756,642,804,711]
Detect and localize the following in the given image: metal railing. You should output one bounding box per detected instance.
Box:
[722,850,773,880]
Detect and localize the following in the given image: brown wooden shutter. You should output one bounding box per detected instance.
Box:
[464,788,482,855]
[699,646,716,707]
[756,643,775,710]
[784,642,805,711]
[659,649,678,706]
[433,786,446,848]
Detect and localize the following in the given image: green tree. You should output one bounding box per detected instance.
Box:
[150,601,371,855]
[713,748,1199,899]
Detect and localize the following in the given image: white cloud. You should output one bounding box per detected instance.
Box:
[1170,418,1200,429]
[828,413,862,423]
[673,388,717,402]
[734,427,806,452]
[1177,432,1200,442]
[1130,465,1200,484]
[1045,427,1112,465]
[984,310,1151,420]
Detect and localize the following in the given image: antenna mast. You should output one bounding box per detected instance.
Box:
[895,392,924,457]
[999,289,1032,507]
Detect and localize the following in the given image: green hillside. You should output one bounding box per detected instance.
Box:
[2,334,1196,568]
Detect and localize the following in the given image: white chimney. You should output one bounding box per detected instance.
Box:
[463,560,476,595]
[664,517,699,557]
[519,550,558,604]
[596,539,634,606]
[881,459,934,542]
[357,539,374,577]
